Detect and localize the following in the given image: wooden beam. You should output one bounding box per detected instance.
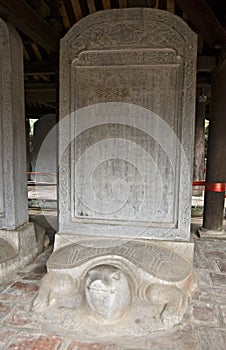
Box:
[167,0,175,13]
[198,34,204,55]
[119,0,127,8]
[93,0,104,11]
[158,0,167,10]
[28,0,50,17]
[25,103,56,118]
[78,0,90,16]
[197,56,216,72]
[71,0,83,20]
[0,0,60,51]
[102,0,111,9]
[59,2,71,29]
[31,43,42,61]
[110,0,119,8]
[23,47,31,61]
[44,0,60,17]
[175,0,226,48]
[25,81,56,89]
[25,81,56,103]
[24,42,37,61]
[25,89,56,103]
[87,0,96,14]
[63,0,77,26]
[197,83,212,89]
[24,60,58,74]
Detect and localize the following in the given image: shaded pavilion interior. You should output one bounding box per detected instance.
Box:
[0,1,226,349]
[0,0,225,232]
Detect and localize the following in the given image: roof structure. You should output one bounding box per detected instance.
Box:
[0,0,225,117]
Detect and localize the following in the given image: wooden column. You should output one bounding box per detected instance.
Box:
[203,56,226,232]
[193,94,206,196]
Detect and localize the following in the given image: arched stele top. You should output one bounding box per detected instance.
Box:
[59,8,197,241]
[61,8,197,59]
[0,19,23,70]
[60,8,197,122]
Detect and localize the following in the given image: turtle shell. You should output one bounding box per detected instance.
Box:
[48,240,192,282]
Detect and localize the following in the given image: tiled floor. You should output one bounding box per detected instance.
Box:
[1,232,226,349]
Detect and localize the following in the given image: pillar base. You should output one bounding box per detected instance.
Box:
[198,227,226,240]
[0,222,44,279]
[32,236,196,336]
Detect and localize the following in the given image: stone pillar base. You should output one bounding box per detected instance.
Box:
[198,227,226,240]
[0,222,43,279]
[32,236,196,336]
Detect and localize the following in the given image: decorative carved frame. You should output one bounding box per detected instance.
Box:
[59,9,197,241]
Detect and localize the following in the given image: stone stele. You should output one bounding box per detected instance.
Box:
[33,9,197,336]
[0,19,39,279]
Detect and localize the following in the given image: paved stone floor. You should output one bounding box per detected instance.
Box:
[1,229,226,349]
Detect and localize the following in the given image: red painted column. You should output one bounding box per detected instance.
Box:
[203,55,226,232]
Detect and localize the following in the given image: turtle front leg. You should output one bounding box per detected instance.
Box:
[145,283,186,327]
[32,272,80,313]
[32,272,54,313]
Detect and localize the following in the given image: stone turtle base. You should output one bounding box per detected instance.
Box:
[32,237,195,336]
[0,222,44,280]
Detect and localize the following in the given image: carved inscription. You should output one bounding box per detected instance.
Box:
[73,50,181,225]
[59,8,197,240]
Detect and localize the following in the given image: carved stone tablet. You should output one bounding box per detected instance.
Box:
[59,8,197,241]
[0,19,28,229]
[0,20,38,278]
[33,9,197,336]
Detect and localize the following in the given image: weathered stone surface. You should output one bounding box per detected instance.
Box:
[0,223,39,279]
[34,9,197,336]
[0,19,28,230]
[50,240,193,280]
[1,237,226,349]
[85,265,132,322]
[0,238,17,263]
[32,239,195,335]
[59,8,197,241]
[0,19,41,278]
[216,259,226,273]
